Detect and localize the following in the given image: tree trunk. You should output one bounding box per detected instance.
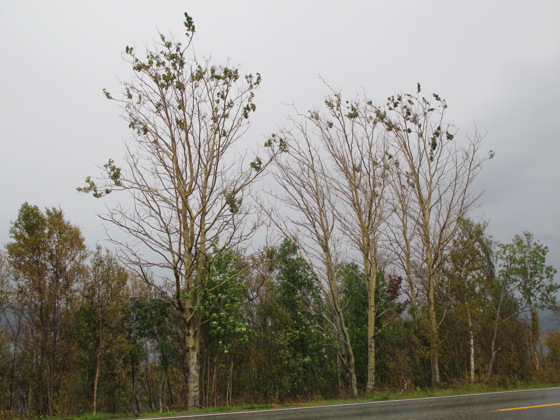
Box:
[332,291,358,397]
[186,322,200,409]
[93,333,102,415]
[332,305,358,398]
[347,353,358,398]
[47,356,54,416]
[428,275,440,386]
[165,365,174,408]
[365,276,376,393]
[131,355,140,415]
[204,355,210,407]
[212,363,218,407]
[486,286,504,382]
[337,349,358,398]
[530,307,541,371]
[402,219,418,323]
[325,250,358,398]
[486,311,500,381]
[339,326,358,398]
[467,310,475,383]
[337,354,344,397]
[226,358,233,406]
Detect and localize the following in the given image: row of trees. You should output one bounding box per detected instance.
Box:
[0,205,558,416]
[1,13,558,416]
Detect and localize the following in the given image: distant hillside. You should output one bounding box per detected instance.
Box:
[540,309,559,332]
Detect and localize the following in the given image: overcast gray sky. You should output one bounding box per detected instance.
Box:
[1,0,559,270]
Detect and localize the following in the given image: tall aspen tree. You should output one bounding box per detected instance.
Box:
[79,14,280,408]
[378,86,488,385]
[305,92,388,393]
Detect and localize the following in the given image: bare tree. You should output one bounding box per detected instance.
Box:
[265,121,358,398]
[79,14,281,408]
[378,86,489,385]
[305,91,388,393]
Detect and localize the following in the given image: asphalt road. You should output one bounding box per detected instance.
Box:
[143,387,560,419]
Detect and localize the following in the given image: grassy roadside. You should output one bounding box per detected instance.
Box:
[9,381,560,420]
